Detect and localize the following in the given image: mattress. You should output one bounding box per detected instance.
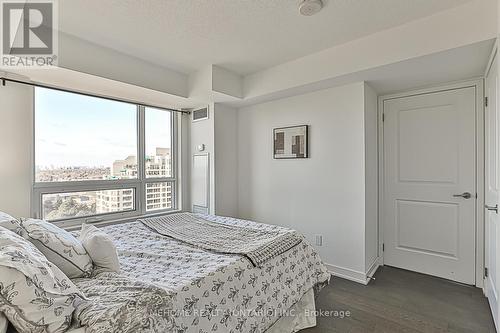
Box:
[72,214,331,332]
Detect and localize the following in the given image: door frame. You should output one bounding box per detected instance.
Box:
[483,41,498,308]
[377,78,485,288]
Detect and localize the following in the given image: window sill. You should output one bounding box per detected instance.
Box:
[62,209,184,231]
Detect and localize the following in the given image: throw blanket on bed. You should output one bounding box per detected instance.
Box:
[73,273,174,333]
[139,213,303,267]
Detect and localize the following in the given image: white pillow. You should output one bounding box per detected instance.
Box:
[79,224,120,273]
[0,313,7,333]
[0,211,22,233]
[0,227,85,333]
[19,218,93,278]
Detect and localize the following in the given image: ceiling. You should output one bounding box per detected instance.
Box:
[4,39,492,110]
[230,39,495,107]
[58,0,474,76]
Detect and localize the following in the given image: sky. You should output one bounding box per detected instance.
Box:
[35,87,172,169]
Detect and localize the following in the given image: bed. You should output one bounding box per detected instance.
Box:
[66,214,330,333]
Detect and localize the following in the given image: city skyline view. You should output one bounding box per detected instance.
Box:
[34,87,175,219]
[35,87,172,170]
[35,147,171,182]
[41,148,173,220]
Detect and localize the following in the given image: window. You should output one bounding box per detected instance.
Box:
[145,182,173,212]
[33,87,178,223]
[35,89,137,182]
[42,189,136,221]
[145,107,172,178]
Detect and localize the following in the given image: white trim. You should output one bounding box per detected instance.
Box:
[63,209,183,231]
[326,263,367,285]
[476,79,485,288]
[379,78,483,101]
[326,258,381,285]
[192,153,210,213]
[485,39,498,78]
[378,92,385,267]
[366,257,381,281]
[483,41,498,298]
[378,78,485,288]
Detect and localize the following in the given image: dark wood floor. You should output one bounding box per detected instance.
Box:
[303,266,495,333]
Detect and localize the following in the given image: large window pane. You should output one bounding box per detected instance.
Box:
[34,86,177,222]
[42,189,135,221]
[145,107,172,178]
[145,182,173,212]
[35,88,137,182]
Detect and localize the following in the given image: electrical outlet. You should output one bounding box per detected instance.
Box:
[315,235,323,246]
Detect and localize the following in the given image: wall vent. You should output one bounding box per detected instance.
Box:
[192,107,209,122]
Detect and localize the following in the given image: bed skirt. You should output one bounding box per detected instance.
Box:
[61,287,317,333]
[266,287,317,333]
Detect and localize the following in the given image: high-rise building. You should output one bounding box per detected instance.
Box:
[145,147,170,178]
[112,155,138,179]
[96,189,134,213]
[96,148,172,213]
[145,182,172,211]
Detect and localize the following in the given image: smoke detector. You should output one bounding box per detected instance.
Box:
[299,0,323,16]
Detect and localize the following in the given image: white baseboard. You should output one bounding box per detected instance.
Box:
[325,264,368,285]
[365,257,381,282]
[326,257,381,285]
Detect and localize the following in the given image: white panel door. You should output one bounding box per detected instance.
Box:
[485,53,499,329]
[383,87,476,284]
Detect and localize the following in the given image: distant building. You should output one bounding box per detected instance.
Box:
[112,155,138,179]
[146,148,170,178]
[96,189,134,213]
[96,148,172,213]
[145,182,171,211]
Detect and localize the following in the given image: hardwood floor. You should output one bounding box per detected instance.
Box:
[303,266,495,333]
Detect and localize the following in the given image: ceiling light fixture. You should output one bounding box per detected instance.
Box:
[299,0,323,16]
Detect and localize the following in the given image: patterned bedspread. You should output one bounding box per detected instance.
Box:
[73,273,174,333]
[140,213,304,267]
[74,215,330,333]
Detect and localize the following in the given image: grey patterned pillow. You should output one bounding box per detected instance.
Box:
[0,226,85,333]
[19,218,93,278]
[0,211,22,234]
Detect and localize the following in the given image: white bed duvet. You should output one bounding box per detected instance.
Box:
[69,214,330,333]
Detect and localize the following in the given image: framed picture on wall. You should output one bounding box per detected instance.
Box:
[273,125,309,159]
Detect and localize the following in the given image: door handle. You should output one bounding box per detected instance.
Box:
[453,192,472,199]
[485,204,498,214]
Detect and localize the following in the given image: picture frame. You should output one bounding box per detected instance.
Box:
[273,125,309,159]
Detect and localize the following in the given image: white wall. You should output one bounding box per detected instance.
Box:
[179,112,191,211]
[0,83,33,218]
[189,103,216,213]
[214,104,239,217]
[59,32,189,98]
[212,66,243,99]
[188,103,239,216]
[237,82,375,277]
